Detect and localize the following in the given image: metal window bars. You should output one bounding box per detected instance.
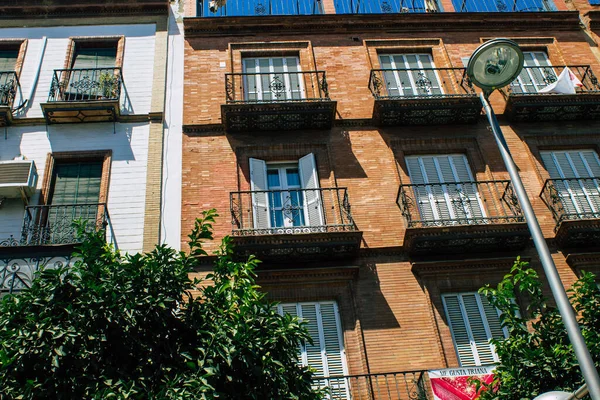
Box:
[48,67,122,102]
[541,177,600,228]
[335,0,439,13]
[197,0,324,16]
[451,0,555,12]
[0,71,19,107]
[506,65,600,95]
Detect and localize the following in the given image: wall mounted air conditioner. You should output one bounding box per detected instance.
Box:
[0,160,38,199]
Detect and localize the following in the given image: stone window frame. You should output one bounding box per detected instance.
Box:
[40,150,112,207]
[63,36,126,70]
[0,39,28,78]
[364,38,451,70]
[228,41,317,75]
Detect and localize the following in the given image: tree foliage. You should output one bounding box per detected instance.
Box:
[477,257,600,399]
[0,210,322,399]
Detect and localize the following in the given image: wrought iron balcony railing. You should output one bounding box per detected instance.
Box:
[369,67,476,100]
[0,71,19,107]
[225,70,330,104]
[398,180,524,229]
[230,187,355,236]
[451,0,555,12]
[17,203,112,246]
[47,68,122,103]
[197,0,324,16]
[312,370,430,400]
[507,65,600,95]
[335,0,439,13]
[541,177,600,226]
[0,255,77,294]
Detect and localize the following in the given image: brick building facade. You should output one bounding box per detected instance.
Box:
[182,0,600,396]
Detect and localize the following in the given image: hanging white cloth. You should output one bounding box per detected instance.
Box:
[538,67,583,94]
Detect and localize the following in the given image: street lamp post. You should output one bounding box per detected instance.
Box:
[467,38,600,400]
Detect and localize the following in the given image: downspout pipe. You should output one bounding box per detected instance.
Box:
[16,36,47,113]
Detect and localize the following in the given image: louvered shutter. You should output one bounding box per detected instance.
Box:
[406,155,484,225]
[443,293,506,367]
[541,150,600,218]
[72,47,117,69]
[278,302,349,399]
[249,158,270,230]
[298,153,324,228]
[0,50,18,71]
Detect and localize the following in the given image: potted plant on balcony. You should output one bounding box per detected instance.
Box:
[98,71,117,100]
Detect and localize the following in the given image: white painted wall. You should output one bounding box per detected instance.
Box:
[162,2,184,251]
[0,123,149,253]
[0,24,157,118]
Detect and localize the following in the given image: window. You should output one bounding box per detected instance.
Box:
[405,154,485,225]
[0,48,18,71]
[242,57,304,102]
[276,301,349,398]
[511,51,555,94]
[71,42,117,69]
[442,292,507,367]
[378,53,443,97]
[451,0,554,12]
[541,150,600,219]
[249,153,323,231]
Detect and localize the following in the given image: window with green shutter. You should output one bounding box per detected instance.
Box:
[71,44,117,69]
[0,49,18,72]
[276,301,349,399]
[442,292,507,367]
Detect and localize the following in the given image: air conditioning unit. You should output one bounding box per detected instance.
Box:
[0,160,38,199]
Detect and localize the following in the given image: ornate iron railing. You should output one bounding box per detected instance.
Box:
[451,0,555,12]
[197,0,324,16]
[335,0,439,13]
[225,70,330,104]
[230,187,355,236]
[312,370,430,400]
[47,67,122,102]
[0,255,76,294]
[0,71,19,107]
[506,65,600,95]
[540,177,600,227]
[369,67,476,100]
[16,203,112,246]
[398,180,524,228]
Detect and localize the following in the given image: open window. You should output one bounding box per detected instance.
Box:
[442,292,508,367]
[510,51,556,94]
[249,153,324,233]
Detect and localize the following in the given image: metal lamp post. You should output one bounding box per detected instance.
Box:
[466,38,600,399]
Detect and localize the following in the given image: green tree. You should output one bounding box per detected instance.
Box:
[0,210,322,400]
[477,257,600,399]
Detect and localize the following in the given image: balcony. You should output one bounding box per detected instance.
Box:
[541,178,600,249]
[0,71,20,126]
[197,0,324,16]
[41,68,123,124]
[222,70,336,133]
[451,0,555,12]
[503,65,600,122]
[312,370,430,400]
[0,203,112,252]
[0,254,77,294]
[369,67,481,126]
[230,187,362,260]
[334,0,439,13]
[398,180,529,256]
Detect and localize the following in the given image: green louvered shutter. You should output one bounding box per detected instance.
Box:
[48,162,103,241]
[442,293,507,367]
[0,49,18,71]
[72,47,117,69]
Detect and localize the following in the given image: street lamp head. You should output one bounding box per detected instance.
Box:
[532,391,573,400]
[467,38,524,93]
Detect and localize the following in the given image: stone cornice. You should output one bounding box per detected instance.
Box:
[412,256,526,277]
[0,0,169,20]
[184,12,580,38]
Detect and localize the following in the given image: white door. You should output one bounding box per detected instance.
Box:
[541,150,600,219]
[406,154,486,226]
[243,57,304,102]
[378,54,443,97]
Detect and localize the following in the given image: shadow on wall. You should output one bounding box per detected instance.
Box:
[356,262,400,331]
[329,129,368,179]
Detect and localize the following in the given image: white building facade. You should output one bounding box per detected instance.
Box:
[0,0,184,292]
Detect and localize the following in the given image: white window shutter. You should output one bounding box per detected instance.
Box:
[298,153,324,227]
[406,156,436,223]
[249,158,270,230]
[443,293,506,367]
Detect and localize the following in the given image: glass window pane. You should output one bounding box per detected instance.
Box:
[286,168,301,187]
[267,170,280,188]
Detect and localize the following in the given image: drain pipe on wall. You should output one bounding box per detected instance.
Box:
[15,36,47,114]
